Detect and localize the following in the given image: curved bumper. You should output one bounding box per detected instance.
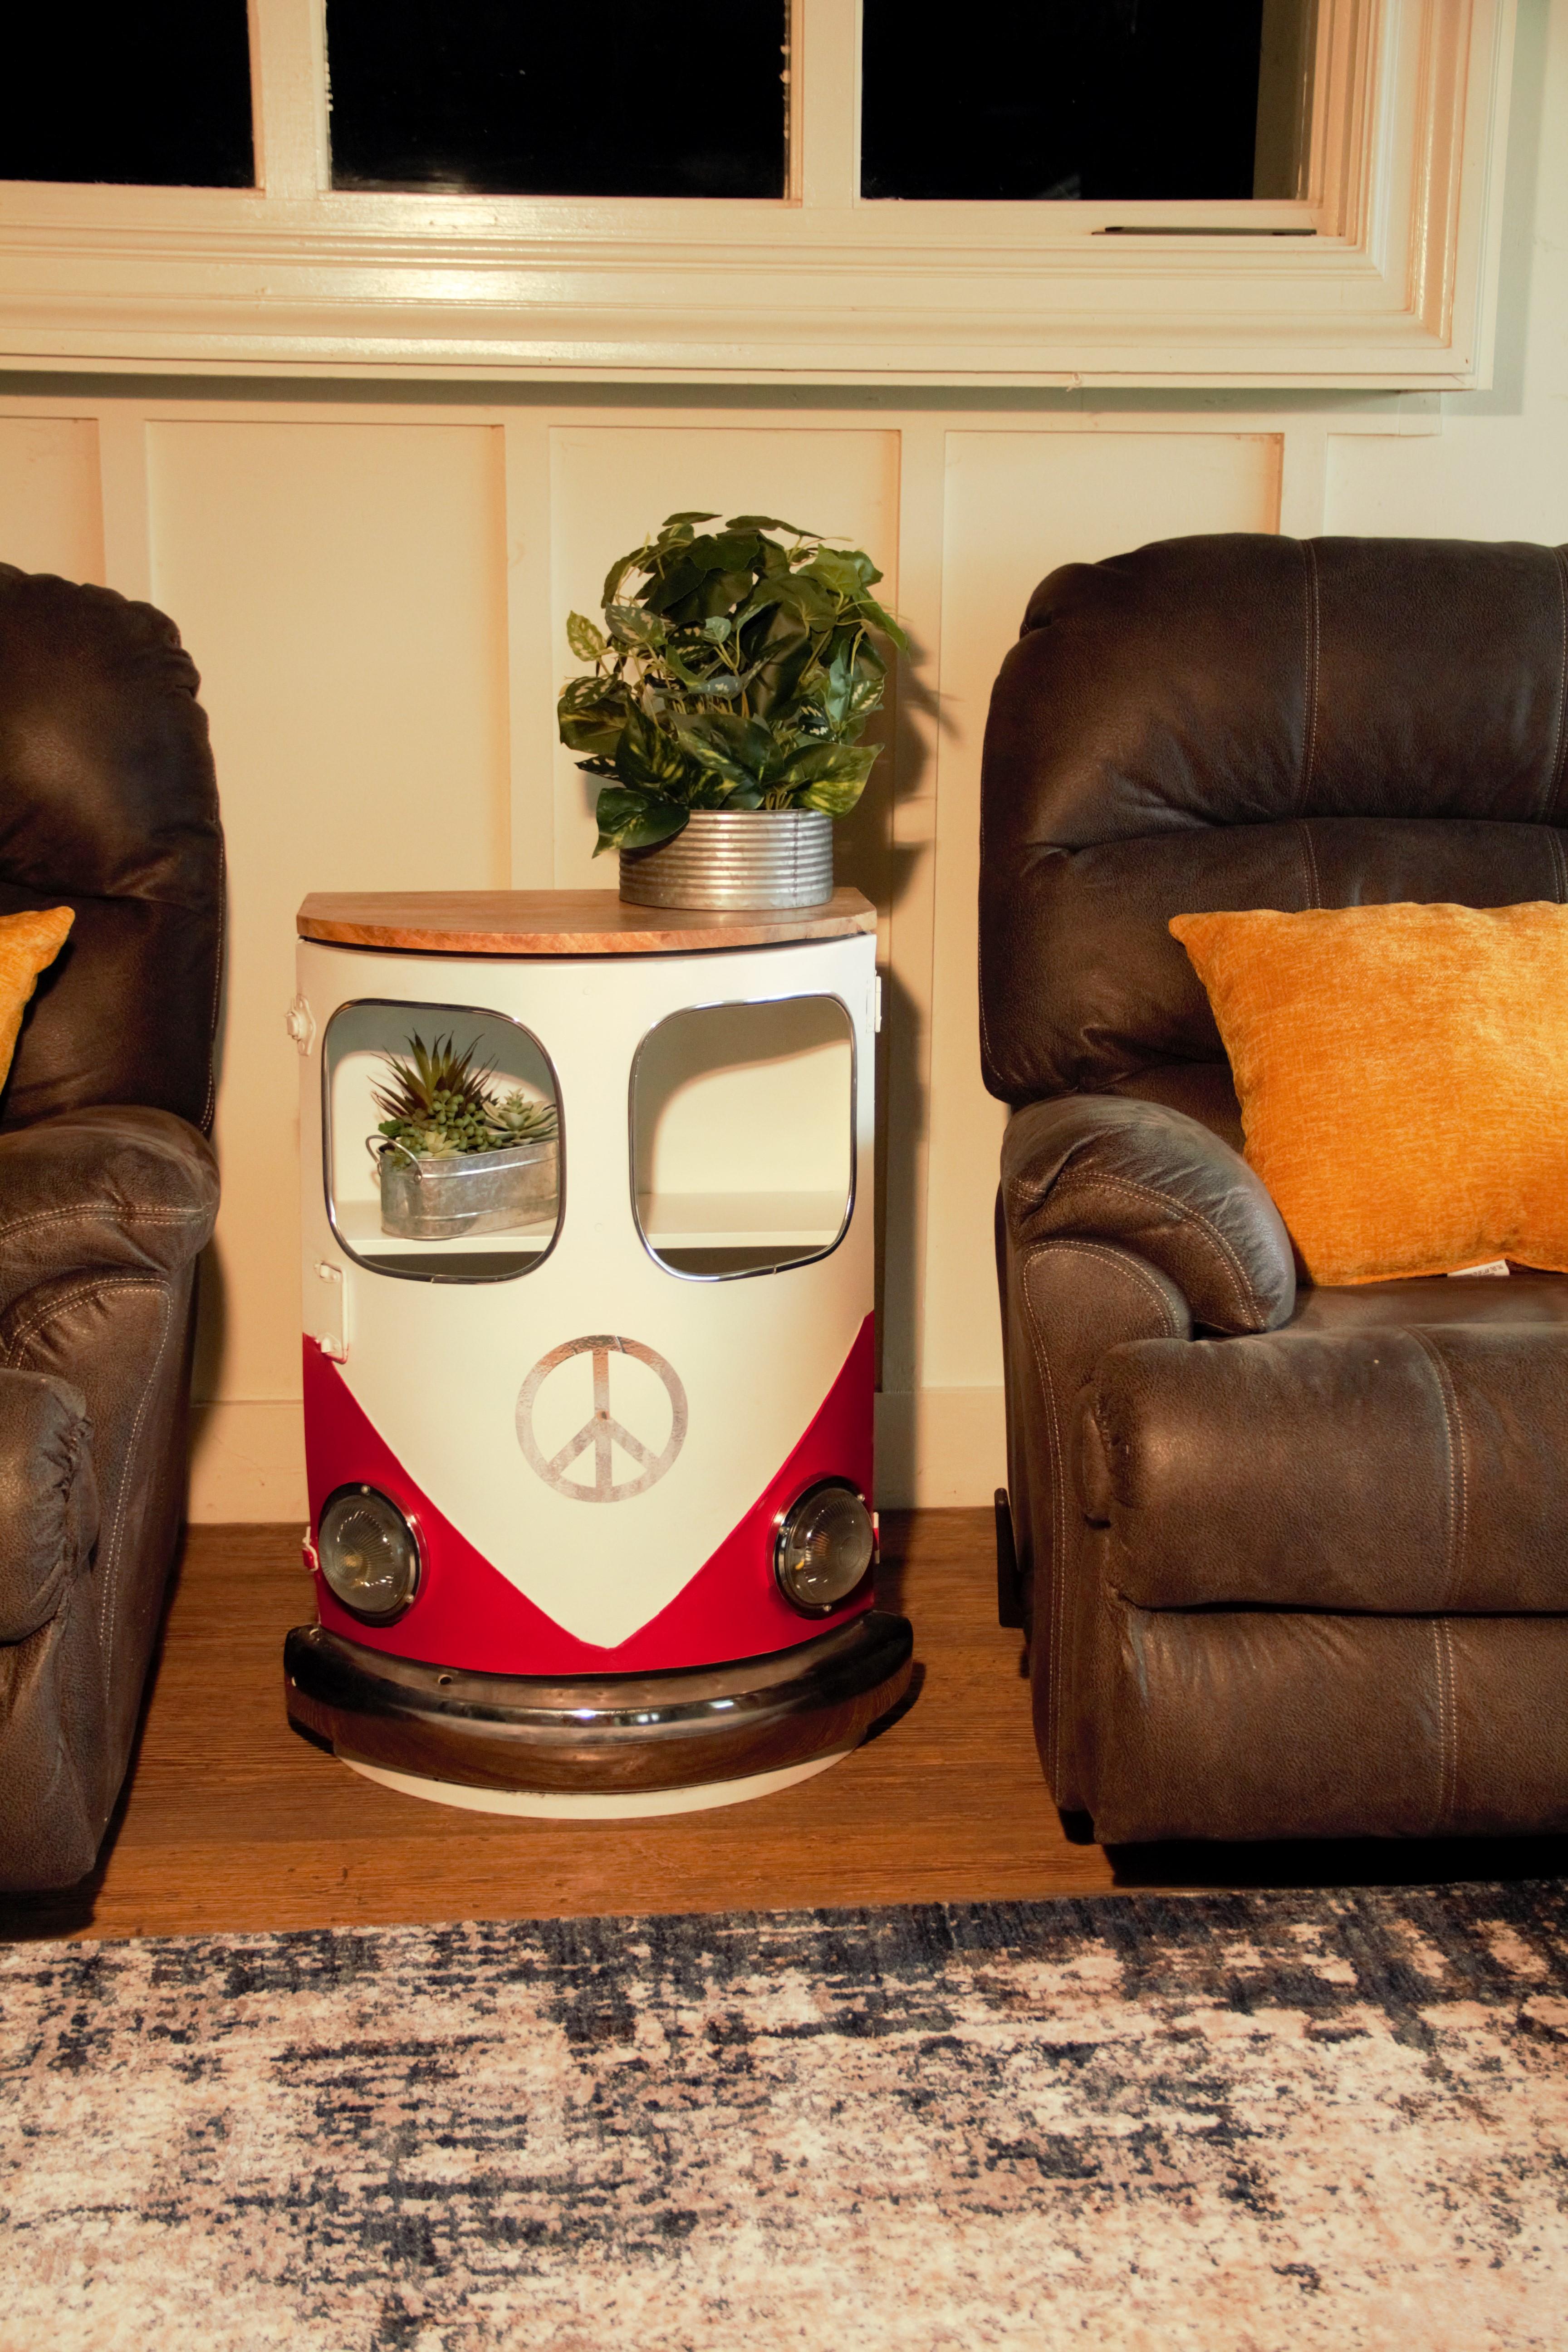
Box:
[284,1609,914,1795]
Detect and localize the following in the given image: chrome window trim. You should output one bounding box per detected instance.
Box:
[626,987,859,1284]
[321,995,565,1285]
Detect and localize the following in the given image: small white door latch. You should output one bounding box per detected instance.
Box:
[314,1259,348,1361]
[286,994,317,1055]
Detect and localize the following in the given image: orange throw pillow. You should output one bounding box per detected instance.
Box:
[0,906,73,1089]
[1169,902,1568,1286]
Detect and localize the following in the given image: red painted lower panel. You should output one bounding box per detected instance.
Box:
[304,1316,874,1674]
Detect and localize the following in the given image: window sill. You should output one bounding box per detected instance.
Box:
[0,0,1514,391]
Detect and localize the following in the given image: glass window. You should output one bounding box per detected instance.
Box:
[861,0,1313,204]
[0,1,253,188]
[324,1003,561,1284]
[632,997,853,1280]
[326,0,788,197]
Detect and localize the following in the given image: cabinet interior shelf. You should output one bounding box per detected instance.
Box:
[332,1199,554,1259]
[330,1189,846,1264]
[637,1191,845,1249]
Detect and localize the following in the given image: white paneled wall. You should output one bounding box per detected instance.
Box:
[924,429,1283,1397]
[0,0,1562,1520]
[546,427,902,890]
[141,418,513,1510]
[0,387,1472,1516]
[0,416,103,583]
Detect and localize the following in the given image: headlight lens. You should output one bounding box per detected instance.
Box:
[775,1480,875,1615]
[317,1485,421,1623]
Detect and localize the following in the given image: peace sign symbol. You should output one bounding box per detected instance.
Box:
[516,1334,688,1503]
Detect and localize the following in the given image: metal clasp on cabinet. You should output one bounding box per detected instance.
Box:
[314,1260,349,1361]
[286,993,317,1055]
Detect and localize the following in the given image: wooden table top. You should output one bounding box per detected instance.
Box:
[296,888,878,957]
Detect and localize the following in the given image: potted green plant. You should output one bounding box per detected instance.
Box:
[370,1033,558,1242]
[558,510,907,911]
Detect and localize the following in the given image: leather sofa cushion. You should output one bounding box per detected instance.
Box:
[1080,1284,1568,1613]
[979,534,1568,1106]
[0,567,223,1135]
[1002,1092,1296,1335]
[0,1105,219,1319]
[1171,899,1568,1285]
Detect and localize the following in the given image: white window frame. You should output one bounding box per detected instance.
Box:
[0,0,1514,388]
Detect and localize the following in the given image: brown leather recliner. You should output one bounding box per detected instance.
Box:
[981,532,1568,1845]
[0,565,222,1890]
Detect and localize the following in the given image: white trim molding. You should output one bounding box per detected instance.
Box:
[189,1401,307,1522]
[0,0,1514,389]
[875,1390,1005,1511]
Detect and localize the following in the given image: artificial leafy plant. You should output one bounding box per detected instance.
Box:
[558,510,909,855]
[372,1034,557,1162]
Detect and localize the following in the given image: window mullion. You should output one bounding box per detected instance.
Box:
[250,0,329,199]
[796,0,862,213]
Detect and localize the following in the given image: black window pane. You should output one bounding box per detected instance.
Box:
[327,0,787,198]
[862,0,1274,203]
[0,1,253,188]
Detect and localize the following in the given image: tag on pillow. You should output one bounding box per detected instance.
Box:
[1448,1260,1511,1278]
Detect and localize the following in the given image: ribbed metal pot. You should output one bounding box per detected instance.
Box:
[378,1139,558,1242]
[619,808,834,911]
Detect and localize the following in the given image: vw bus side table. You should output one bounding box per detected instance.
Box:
[284,888,912,1817]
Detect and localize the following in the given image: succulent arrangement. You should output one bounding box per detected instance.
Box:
[558,510,908,856]
[371,1034,557,1162]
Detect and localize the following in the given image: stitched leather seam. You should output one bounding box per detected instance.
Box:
[1437,1619,1459,1830]
[97,1281,175,1679]
[1298,538,1321,815]
[1034,1239,1187,1333]
[0,1205,207,1268]
[1296,818,1322,910]
[1428,1620,1449,1833]
[1,1273,162,1362]
[1017,1239,1183,1794]
[1046,1171,1263,1323]
[1407,1333,1465,1836]
[1543,545,1568,823]
[1020,1242,1175,1787]
[1016,1256,1071,1792]
[0,1205,206,1234]
[1549,824,1568,905]
[1411,1330,1469,1609]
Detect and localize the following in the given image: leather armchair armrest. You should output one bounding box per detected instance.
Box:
[1000,1092,1295,1335]
[0,1367,99,1642]
[0,1106,219,1319]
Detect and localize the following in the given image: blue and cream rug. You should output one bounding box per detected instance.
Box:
[3,1883,1566,2349]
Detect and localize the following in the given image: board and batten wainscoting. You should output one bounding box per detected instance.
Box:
[5,359,1564,1517]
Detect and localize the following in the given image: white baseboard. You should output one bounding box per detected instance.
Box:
[874,1387,1005,1509]
[188,1387,1007,1522]
[188,1400,308,1524]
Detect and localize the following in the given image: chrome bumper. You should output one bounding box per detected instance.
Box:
[284,1610,914,1794]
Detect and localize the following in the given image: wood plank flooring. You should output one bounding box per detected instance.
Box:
[3,1509,1562,1943]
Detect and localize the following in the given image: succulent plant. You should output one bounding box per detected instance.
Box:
[372,1034,557,1161]
[486,1091,558,1145]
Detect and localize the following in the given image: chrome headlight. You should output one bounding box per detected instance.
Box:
[317,1484,421,1624]
[774,1480,875,1616]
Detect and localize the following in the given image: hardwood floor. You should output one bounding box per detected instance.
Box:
[3,1509,1563,1943]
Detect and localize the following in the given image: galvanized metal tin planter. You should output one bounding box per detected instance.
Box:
[619,808,834,912]
[378,1139,558,1241]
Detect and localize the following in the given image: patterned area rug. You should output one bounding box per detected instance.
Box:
[3,1883,1567,2350]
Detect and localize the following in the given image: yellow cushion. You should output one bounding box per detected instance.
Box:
[1168,901,1568,1286]
[0,906,74,1089]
